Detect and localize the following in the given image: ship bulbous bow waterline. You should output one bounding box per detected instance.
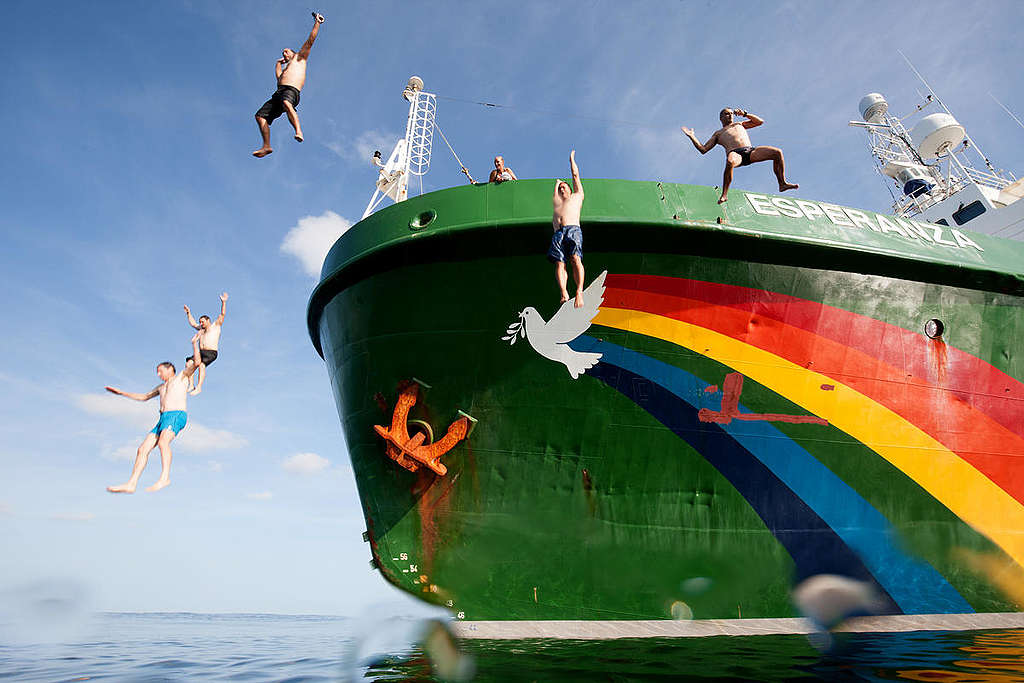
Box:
[307,179,1024,637]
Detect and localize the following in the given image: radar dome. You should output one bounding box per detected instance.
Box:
[911,113,965,159]
[859,93,888,123]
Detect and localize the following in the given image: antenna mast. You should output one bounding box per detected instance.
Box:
[849,65,1014,219]
[363,76,438,219]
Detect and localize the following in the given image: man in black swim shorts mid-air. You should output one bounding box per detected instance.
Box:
[182,292,227,395]
[681,108,798,204]
[253,12,325,158]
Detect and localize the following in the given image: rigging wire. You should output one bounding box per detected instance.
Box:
[434,93,669,131]
[433,120,475,181]
[431,91,680,181]
[989,93,1024,131]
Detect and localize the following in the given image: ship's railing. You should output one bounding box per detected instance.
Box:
[892,163,1015,218]
[963,165,1013,190]
[892,176,970,217]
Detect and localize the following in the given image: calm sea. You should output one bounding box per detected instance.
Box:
[2,613,1024,681]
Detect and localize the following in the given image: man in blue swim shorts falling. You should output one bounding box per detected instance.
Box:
[550,149,586,307]
[104,334,201,494]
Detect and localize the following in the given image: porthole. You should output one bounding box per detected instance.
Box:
[409,209,436,230]
[925,319,944,339]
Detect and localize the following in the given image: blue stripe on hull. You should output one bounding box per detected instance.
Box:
[574,335,972,614]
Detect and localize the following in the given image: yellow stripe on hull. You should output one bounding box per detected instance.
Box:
[595,306,1024,572]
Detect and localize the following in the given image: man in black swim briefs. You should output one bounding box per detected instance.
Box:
[681,107,798,204]
[253,12,325,158]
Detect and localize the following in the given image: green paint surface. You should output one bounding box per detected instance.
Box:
[309,181,1024,621]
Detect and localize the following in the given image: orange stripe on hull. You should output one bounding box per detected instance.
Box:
[603,285,1024,505]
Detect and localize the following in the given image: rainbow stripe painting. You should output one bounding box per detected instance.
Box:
[568,273,1024,615]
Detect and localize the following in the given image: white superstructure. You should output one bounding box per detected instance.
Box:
[850,83,1024,240]
[362,76,438,219]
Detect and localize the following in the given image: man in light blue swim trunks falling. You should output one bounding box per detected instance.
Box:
[549,149,586,307]
[104,334,201,494]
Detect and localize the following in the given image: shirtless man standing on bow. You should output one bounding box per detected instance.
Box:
[105,334,201,494]
[253,12,325,158]
[682,108,798,204]
[549,150,586,307]
[183,292,227,396]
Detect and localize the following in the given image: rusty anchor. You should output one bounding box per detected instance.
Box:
[373,381,476,476]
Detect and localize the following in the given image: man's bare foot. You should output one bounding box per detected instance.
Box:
[294,132,304,143]
[107,483,136,494]
[718,194,728,204]
[189,387,202,396]
[574,292,584,308]
[146,479,170,493]
[559,293,570,305]
[780,182,799,192]
[252,147,273,158]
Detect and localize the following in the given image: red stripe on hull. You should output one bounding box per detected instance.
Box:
[607,274,1024,439]
[603,282,1024,504]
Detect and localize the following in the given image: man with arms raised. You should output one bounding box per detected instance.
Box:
[550,150,586,307]
[183,291,227,395]
[105,334,201,494]
[682,107,798,204]
[253,12,325,158]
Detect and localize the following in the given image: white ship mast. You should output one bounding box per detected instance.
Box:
[850,69,1024,238]
[362,76,437,219]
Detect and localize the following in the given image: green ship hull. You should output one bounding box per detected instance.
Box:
[308,180,1024,630]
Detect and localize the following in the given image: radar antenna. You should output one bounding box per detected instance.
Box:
[363,76,438,219]
[849,59,1015,221]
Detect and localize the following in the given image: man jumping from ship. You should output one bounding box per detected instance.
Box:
[182,291,227,395]
[252,12,325,158]
[550,150,586,307]
[681,108,798,204]
[105,334,201,494]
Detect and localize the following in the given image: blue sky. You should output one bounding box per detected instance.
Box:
[0,0,1021,616]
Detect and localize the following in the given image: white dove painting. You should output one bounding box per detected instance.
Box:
[502,271,607,379]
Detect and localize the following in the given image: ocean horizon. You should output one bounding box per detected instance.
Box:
[4,611,1024,681]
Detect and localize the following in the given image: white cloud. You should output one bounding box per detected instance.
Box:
[176,423,248,452]
[282,452,330,475]
[325,128,399,163]
[207,461,224,473]
[246,492,273,501]
[75,393,154,429]
[50,512,95,522]
[76,393,248,455]
[106,442,140,461]
[280,210,354,278]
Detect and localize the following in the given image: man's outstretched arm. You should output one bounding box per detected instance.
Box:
[681,127,718,154]
[298,13,324,60]
[215,292,228,326]
[105,385,159,401]
[569,150,583,196]
[184,305,200,330]
[737,109,763,129]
